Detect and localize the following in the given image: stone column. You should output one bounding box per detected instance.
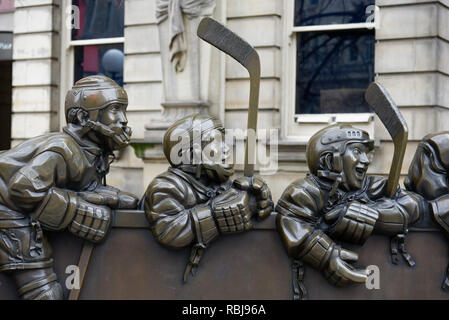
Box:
[11,0,61,147]
[144,0,217,145]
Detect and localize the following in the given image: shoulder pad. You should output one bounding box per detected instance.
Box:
[276,176,324,221]
[37,133,83,161]
[35,134,85,179]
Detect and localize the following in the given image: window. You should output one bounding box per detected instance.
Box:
[282,0,377,140]
[60,0,125,128]
[73,44,124,86]
[295,0,375,115]
[71,0,125,86]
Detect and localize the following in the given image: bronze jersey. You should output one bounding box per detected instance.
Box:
[276,174,423,259]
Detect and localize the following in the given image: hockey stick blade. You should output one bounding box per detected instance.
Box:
[365,82,408,197]
[197,17,260,75]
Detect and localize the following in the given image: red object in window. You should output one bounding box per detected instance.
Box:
[0,0,14,12]
[82,46,99,73]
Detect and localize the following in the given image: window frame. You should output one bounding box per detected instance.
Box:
[281,0,377,142]
[59,0,125,130]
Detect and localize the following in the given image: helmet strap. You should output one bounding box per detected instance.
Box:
[84,119,130,150]
[317,150,346,196]
[332,151,343,172]
[177,164,206,181]
[85,119,116,139]
[329,175,342,197]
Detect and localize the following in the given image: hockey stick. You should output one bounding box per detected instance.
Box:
[365,82,413,267]
[197,17,260,177]
[365,82,408,198]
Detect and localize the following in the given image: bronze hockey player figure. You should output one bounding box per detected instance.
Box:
[405,131,449,290]
[143,114,273,282]
[0,75,138,299]
[276,124,425,293]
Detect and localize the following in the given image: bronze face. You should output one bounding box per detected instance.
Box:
[341,142,370,190]
[201,128,234,183]
[163,114,234,183]
[96,103,132,151]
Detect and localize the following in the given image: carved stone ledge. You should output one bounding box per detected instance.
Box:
[130,139,165,162]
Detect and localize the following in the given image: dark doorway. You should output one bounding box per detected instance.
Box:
[0,60,11,150]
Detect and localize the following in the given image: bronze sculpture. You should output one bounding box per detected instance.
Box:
[274,82,445,299]
[275,124,426,296]
[0,75,138,299]
[143,114,273,282]
[1,10,445,300]
[141,18,273,283]
[405,131,449,290]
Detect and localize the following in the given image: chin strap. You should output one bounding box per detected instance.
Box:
[85,119,131,147]
[178,164,203,179]
[85,119,116,138]
[317,170,343,198]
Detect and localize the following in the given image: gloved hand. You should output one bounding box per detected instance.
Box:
[211,187,253,233]
[298,231,367,287]
[232,176,274,220]
[69,196,112,243]
[323,203,348,224]
[324,201,379,244]
[78,185,138,209]
[324,246,368,287]
[372,192,423,236]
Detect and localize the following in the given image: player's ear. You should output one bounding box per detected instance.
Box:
[319,152,334,171]
[76,109,89,126]
[324,153,334,171]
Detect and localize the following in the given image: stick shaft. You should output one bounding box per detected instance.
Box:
[244,53,260,177]
[365,82,408,197]
[197,17,260,177]
[68,241,95,300]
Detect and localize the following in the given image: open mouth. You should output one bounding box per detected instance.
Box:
[355,166,367,179]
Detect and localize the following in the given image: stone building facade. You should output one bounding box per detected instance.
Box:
[3,0,449,202]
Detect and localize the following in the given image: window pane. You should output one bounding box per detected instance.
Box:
[296,30,374,114]
[72,0,124,40]
[295,0,375,26]
[74,44,124,86]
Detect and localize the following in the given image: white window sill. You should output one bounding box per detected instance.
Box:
[295,113,374,124]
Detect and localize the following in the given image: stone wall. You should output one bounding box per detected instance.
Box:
[370,0,449,176]
[0,11,13,32]
[11,0,61,147]
[224,0,282,131]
